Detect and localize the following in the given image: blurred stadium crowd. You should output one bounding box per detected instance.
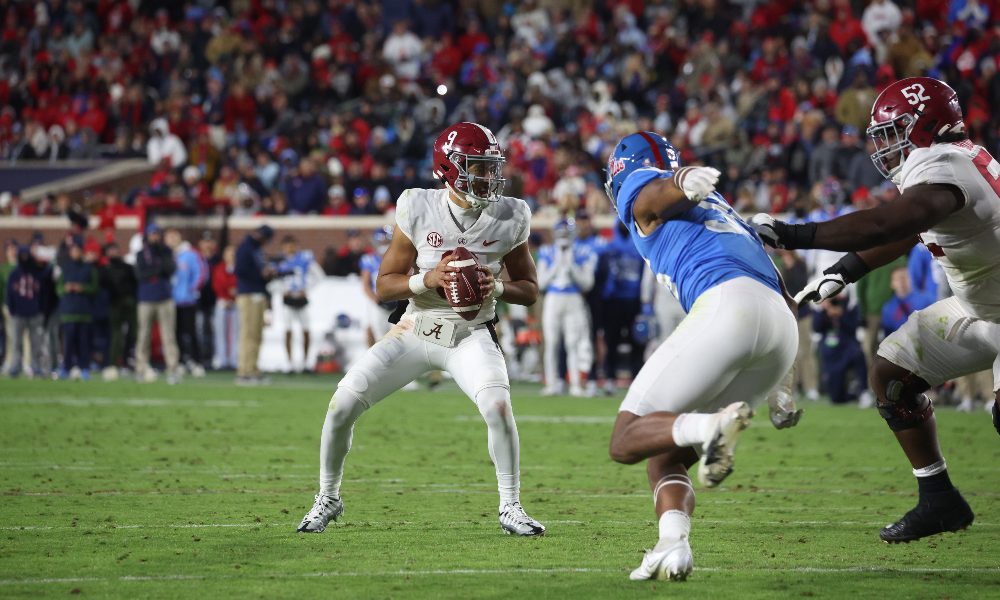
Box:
[0,0,998,218]
[0,0,997,406]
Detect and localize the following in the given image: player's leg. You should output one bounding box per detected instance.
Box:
[608,283,754,469]
[541,295,564,395]
[283,306,294,367]
[298,320,430,533]
[135,302,153,380]
[991,354,1000,435]
[158,300,180,380]
[870,298,996,542]
[443,328,544,536]
[621,278,797,581]
[300,308,311,369]
[564,296,591,396]
[629,448,698,581]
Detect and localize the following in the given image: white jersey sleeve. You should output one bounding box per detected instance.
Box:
[899,142,1000,321]
[395,189,415,241]
[513,199,532,248]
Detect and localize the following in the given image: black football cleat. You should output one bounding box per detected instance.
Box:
[880,490,974,543]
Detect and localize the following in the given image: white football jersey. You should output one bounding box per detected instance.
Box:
[898,141,1000,320]
[395,188,532,325]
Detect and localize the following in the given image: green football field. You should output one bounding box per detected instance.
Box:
[1,374,998,599]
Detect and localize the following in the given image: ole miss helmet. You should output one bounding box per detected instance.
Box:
[605,131,681,209]
[432,122,506,210]
[867,77,965,181]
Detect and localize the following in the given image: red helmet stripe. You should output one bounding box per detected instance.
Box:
[637,131,665,169]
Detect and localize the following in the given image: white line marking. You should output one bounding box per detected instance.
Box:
[2,566,998,586]
[456,415,615,424]
[2,519,996,532]
[0,397,261,408]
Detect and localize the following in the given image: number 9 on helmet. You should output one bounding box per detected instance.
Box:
[432,122,506,210]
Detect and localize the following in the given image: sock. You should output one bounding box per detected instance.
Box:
[658,510,691,542]
[914,459,954,498]
[672,413,717,448]
[476,387,520,505]
[319,390,367,499]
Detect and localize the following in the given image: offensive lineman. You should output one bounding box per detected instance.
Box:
[297,122,545,536]
[605,132,800,581]
[753,77,1000,543]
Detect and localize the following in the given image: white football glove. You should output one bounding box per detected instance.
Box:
[673,166,721,202]
[794,272,848,304]
[750,213,783,248]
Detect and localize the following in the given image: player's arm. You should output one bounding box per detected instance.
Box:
[359,268,378,303]
[535,249,556,291]
[375,225,458,302]
[754,184,964,251]
[484,241,538,306]
[568,250,596,293]
[795,235,920,304]
[631,167,721,234]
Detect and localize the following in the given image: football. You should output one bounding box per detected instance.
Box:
[437,246,483,321]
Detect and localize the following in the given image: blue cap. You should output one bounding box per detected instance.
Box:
[256,224,274,240]
[145,223,162,236]
[605,131,681,209]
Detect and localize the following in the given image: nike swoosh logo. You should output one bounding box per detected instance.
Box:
[482,240,500,247]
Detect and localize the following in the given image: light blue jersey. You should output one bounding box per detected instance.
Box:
[617,167,781,312]
[359,252,381,295]
[537,242,597,294]
[279,250,315,294]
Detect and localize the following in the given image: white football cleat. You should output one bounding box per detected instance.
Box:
[499,501,545,536]
[630,536,694,581]
[297,494,344,533]
[540,384,565,397]
[698,401,753,488]
[768,389,802,430]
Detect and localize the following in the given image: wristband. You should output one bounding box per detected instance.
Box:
[778,221,818,249]
[408,273,429,296]
[493,279,505,299]
[824,252,871,284]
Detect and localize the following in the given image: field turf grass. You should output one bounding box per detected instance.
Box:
[1,374,999,599]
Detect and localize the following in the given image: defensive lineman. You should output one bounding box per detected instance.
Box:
[753,77,1000,543]
[297,122,545,536]
[605,132,799,581]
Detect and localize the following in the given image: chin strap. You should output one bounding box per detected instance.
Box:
[444,181,493,210]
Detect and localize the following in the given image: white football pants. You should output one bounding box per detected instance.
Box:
[319,317,520,504]
[620,277,798,416]
[542,292,593,389]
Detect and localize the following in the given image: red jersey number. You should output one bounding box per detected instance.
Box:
[972,147,1000,200]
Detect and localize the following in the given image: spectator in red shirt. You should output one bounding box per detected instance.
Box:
[322,185,351,216]
[223,82,256,133]
[211,244,238,370]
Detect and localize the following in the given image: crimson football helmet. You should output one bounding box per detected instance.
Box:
[867,77,965,181]
[432,122,506,209]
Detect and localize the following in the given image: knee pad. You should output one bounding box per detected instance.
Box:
[329,373,371,424]
[875,374,934,431]
[475,385,512,427]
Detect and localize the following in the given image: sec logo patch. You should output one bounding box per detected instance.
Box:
[426,232,443,247]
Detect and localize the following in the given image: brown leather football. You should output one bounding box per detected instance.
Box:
[437,246,483,321]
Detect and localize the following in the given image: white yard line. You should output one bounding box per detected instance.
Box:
[2,518,996,532]
[2,565,998,586]
[0,396,261,408]
[5,484,999,499]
